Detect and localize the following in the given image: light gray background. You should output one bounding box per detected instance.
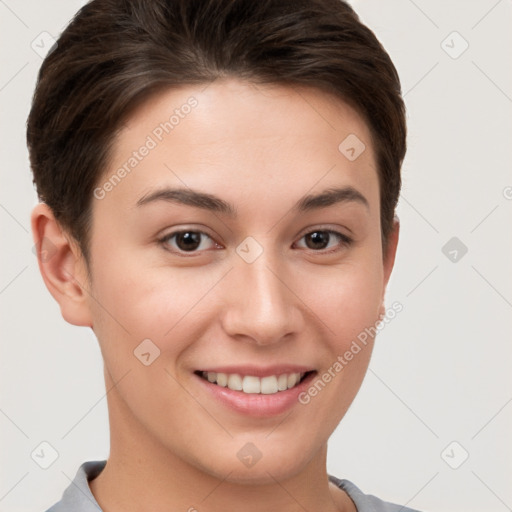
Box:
[1,1,511,511]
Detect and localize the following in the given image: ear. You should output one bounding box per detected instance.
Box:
[378,216,400,319]
[31,203,93,327]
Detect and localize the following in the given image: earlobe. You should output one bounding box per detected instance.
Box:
[31,203,93,327]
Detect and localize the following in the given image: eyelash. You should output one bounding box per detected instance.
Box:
[158,228,353,256]
[294,229,353,253]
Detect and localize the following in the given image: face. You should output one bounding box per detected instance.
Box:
[80,79,396,483]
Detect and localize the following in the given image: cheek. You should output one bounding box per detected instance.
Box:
[88,253,223,360]
[297,256,384,349]
[296,259,384,427]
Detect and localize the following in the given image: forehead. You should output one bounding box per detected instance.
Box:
[97,78,378,216]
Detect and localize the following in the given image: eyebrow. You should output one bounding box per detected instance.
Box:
[295,186,369,212]
[136,187,237,215]
[135,185,369,215]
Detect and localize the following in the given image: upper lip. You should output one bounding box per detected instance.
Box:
[195,365,316,378]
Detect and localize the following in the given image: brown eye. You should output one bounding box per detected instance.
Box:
[175,231,201,251]
[304,231,330,250]
[295,229,352,252]
[160,230,217,253]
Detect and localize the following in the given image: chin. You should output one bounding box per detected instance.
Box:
[218,462,303,486]
[196,442,315,486]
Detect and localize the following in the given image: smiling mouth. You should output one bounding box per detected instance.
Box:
[194,370,315,395]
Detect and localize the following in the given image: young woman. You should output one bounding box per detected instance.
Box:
[28,1,414,510]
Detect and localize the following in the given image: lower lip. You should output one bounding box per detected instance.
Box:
[194,372,316,418]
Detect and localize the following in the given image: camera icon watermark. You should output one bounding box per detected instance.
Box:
[237,442,262,468]
[338,134,366,161]
[441,31,469,60]
[32,236,58,263]
[31,441,59,469]
[442,237,468,263]
[31,31,58,59]
[236,236,264,264]
[134,338,161,366]
[441,441,469,469]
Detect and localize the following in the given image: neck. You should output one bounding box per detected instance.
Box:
[89,369,355,512]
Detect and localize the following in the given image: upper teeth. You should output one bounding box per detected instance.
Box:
[202,371,305,394]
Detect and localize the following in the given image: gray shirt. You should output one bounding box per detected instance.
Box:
[45,460,421,512]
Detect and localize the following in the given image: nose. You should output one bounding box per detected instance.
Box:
[220,251,305,346]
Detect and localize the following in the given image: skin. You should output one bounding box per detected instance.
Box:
[32,78,399,512]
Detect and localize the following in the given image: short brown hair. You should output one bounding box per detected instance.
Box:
[27,0,406,264]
